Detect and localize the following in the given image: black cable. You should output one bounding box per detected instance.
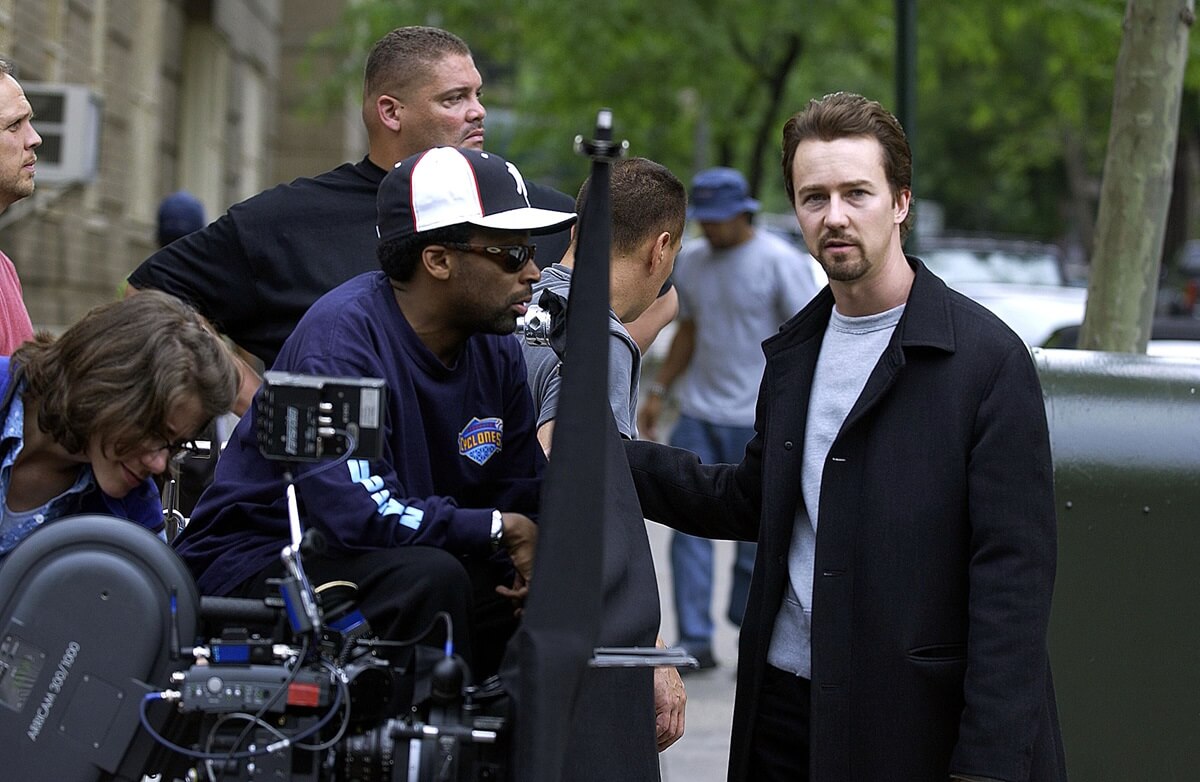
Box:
[211,637,310,782]
[140,611,455,774]
[349,610,455,658]
[293,659,354,751]
[290,428,359,482]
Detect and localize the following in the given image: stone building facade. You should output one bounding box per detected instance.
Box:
[273,0,360,189]
[0,0,285,331]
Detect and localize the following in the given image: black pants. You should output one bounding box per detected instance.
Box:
[236,546,518,681]
[749,664,811,781]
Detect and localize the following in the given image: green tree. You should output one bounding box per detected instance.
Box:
[307,0,895,205]
[307,0,1200,253]
[914,0,1128,244]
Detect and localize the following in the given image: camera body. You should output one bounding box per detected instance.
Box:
[0,514,508,782]
[164,602,509,782]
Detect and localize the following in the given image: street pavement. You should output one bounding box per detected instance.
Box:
[645,519,741,782]
[635,344,742,782]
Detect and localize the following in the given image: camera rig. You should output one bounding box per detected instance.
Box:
[0,109,698,781]
[0,372,508,782]
[0,513,510,782]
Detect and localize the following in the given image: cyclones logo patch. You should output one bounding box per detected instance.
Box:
[458,417,504,466]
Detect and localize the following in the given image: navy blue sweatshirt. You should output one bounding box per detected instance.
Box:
[174,272,545,596]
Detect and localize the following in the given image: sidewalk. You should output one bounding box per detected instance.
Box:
[636,350,741,782]
[646,519,741,782]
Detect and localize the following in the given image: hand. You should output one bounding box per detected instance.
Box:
[495,571,529,617]
[500,512,537,583]
[638,392,665,442]
[653,663,686,751]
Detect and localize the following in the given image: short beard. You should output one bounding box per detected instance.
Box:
[489,314,518,335]
[817,244,870,283]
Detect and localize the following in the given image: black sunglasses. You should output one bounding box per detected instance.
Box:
[446,242,537,273]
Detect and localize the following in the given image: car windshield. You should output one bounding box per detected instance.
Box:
[921,247,1064,286]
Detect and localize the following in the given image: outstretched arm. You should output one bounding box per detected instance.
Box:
[638,317,695,441]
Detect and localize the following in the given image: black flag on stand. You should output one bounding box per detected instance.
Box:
[506,110,623,781]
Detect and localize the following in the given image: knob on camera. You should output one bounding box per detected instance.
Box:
[515,302,553,346]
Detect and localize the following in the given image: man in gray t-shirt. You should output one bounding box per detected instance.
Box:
[639,167,818,670]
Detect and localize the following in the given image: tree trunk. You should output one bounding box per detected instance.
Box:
[1080,0,1194,351]
[746,33,802,199]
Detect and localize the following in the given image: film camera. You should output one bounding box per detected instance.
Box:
[0,373,509,781]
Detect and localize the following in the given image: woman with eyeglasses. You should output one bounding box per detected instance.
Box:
[0,290,238,562]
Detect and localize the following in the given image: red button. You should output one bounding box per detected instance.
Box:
[287,681,321,708]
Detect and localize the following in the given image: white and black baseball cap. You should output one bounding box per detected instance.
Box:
[377,147,577,244]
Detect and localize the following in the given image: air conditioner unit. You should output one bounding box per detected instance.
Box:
[21,82,102,185]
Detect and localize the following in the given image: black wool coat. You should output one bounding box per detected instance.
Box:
[627,259,1066,782]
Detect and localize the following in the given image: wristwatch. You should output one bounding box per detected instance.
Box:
[646,381,668,398]
[490,509,504,552]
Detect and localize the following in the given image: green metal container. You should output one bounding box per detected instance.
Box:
[1036,348,1200,780]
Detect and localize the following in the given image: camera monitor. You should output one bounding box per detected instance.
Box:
[256,372,386,462]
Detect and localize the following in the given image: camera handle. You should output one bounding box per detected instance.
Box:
[161,475,186,543]
[279,475,323,643]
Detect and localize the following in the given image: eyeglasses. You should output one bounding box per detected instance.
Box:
[151,438,205,462]
[445,242,537,273]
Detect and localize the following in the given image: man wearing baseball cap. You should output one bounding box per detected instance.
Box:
[640,166,818,672]
[175,147,575,680]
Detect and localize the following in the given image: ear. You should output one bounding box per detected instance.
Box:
[376,94,403,133]
[893,188,912,226]
[648,231,673,273]
[422,244,454,281]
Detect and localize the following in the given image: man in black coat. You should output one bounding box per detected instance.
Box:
[626,92,1066,781]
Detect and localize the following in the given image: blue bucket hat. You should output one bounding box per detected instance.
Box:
[686,167,760,222]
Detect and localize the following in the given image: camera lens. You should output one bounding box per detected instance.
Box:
[337,725,395,782]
